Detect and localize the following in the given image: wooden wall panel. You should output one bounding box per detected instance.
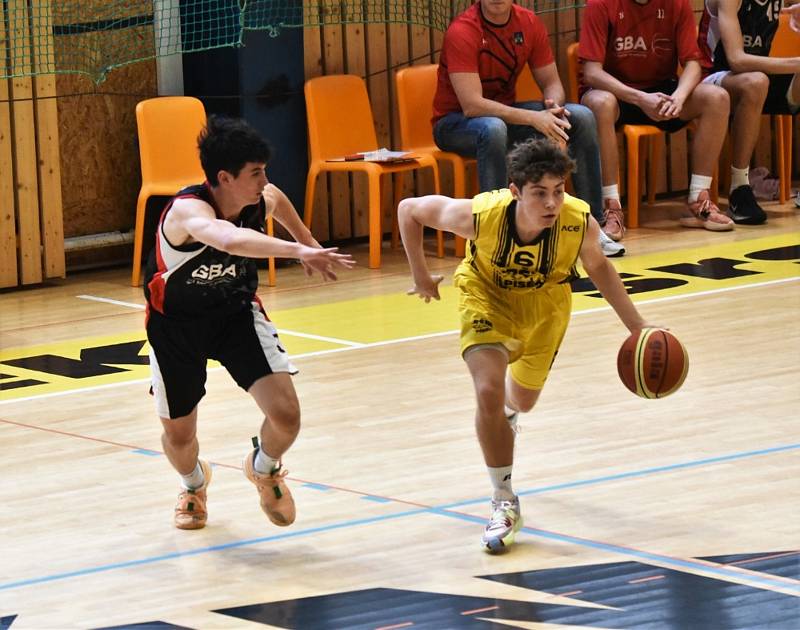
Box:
[0,4,17,287]
[9,0,43,285]
[32,0,65,279]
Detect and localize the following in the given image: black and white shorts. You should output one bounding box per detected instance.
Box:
[147,302,297,419]
[703,70,799,114]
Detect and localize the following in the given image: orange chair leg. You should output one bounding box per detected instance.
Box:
[266,214,276,287]
[368,175,383,269]
[391,172,403,251]
[648,136,661,206]
[776,116,787,204]
[782,115,792,202]
[131,193,149,286]
[303,166,320,230]
[452,162,467,258]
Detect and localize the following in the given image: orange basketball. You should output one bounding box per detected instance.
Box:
[617,328,688,399]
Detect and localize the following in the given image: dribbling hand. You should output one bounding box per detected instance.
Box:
[407,274,444,303]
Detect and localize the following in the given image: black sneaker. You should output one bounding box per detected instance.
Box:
[728,185,767,225]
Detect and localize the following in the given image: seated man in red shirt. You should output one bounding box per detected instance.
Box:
[432,0,625,258]
[698,0,800,224]
[579,0,734,241]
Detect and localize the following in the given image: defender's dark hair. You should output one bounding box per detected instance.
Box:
[506,138,575,190]
[198,115,272,186]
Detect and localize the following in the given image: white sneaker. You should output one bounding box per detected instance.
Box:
[481,496,523,553]
[599,229,625,257]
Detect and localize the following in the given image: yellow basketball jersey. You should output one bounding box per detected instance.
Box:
[454,189,589,294]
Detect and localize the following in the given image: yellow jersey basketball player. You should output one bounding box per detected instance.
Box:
[399,138,657,552]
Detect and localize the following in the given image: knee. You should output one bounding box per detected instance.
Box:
[741,72,769,103]
[566,103,598,132]
[478,117,508,150]
[582,91,617,123]
[269,398,301,432]
[162,423,196,449]
[702,86,730,116]
[474,381,506,417]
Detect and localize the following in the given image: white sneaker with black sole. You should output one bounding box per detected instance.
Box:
[599,229,625,257]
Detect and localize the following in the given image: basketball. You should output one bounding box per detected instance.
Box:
[617,328,688,399]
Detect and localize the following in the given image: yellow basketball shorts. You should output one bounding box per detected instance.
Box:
[456,277,572,390]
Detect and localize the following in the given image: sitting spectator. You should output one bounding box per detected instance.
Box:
[432,0,625,257]
[579,0,734,242]
[697,0,800,224]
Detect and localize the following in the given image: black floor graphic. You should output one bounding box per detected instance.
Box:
[0,616,17,630]
[211,551,799,630]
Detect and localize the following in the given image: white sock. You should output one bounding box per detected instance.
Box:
[688,174,713,203]
[602,184,620,201]
[730,166,749,193]
[254,446,280,475]
[180,461,206,490]
[488,465,515,502]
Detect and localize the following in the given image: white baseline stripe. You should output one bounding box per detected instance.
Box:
[77,295,145,310]
[76,295,363,347]
[1,275,795,406]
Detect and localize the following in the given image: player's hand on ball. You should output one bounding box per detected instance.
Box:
[408,274,443,303]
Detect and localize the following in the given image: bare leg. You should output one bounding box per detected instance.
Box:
[721,72,769,169]
[680,83,730,176]
[249,372,301,459]
[161,409,199,475]
[581,89,621,187]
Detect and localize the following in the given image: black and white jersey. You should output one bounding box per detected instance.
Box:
[144,183,266,321]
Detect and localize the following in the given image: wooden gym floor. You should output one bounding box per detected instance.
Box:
[1,197,799,629]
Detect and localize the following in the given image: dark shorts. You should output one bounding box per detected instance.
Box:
[147,302,297,419]
[764,74,798,115]
[616,79,690,133]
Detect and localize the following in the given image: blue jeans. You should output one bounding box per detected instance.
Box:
[433,101,604,222]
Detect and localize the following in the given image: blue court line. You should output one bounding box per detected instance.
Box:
[3,442,798,592]
[437,442,800,510]
[131,449,160,457]
[428,508,800,594]
[302,482,332,491]
[361,495,393,503]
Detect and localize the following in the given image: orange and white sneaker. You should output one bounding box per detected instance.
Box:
[679,190,734,232]
[602,198,625,241]
[174,459,212,530]
[243,449,296,526]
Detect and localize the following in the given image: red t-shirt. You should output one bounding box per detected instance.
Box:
[578,0,702,93]
[432,2,554,123]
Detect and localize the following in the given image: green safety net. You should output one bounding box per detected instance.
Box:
[1,1,582,84]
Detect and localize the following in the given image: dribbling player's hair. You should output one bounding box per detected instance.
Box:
[506,138,575,190]
[198,115,272,186]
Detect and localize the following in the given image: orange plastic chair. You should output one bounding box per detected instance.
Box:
[133,97,275,287]
[304,74,440,269]
[395,64,476,258]
[770,12,798,203]
[568,43,718,228]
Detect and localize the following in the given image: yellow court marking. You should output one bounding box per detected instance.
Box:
[0,233,797,401]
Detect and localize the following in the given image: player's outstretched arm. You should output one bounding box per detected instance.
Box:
[263,183,348,279]
[398,195,473,302]
[176,200,355,279]
[579,217,651,332]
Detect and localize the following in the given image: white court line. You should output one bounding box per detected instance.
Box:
[77,295,145,309]
[1,275,795,407]
[75,294,364,347]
